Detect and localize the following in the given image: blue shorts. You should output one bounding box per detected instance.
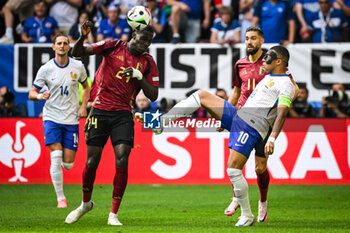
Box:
[220,101,238,130]
[228,115,262,158]
[43,121,79,151]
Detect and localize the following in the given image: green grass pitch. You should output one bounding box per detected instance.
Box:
[0,184,350,232]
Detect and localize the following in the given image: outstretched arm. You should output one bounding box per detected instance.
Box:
[71,21,95,57]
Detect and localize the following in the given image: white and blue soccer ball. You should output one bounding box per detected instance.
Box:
[127,6,152,31]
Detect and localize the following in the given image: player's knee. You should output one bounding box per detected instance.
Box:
[226,168,243,182]
[86,156,99,169]
[116,154,129,168]
[114,144,131,167]
[62,162,74,170]
[255,165,266,174]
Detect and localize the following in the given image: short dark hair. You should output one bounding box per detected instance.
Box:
[246,26,264,37]
[270,45,290,67]
[53,34,69,44]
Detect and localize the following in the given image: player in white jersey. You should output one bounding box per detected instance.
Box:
[29,35,90,208]
[148,45,298,226]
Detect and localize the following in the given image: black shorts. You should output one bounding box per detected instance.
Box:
[254,127,272,158]
[85,108,134,147]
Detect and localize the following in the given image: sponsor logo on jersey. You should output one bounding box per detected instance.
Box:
[117,56,124,62]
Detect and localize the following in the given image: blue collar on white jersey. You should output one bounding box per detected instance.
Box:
[53,57,70,68]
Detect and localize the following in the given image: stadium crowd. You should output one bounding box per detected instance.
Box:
[0,0,349,44]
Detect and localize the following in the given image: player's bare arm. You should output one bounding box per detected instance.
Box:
[228,86,241,107]
[78,81,90,118]
[71,21,95,57]
[28,86,50,101]
[123,67,158,101]
[265,105,289,156]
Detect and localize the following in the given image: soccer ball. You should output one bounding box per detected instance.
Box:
[127,6,152,31]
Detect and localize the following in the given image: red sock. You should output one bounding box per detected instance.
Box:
[257,169,270,202]
[82,165,97,202]
[111,167,128,214]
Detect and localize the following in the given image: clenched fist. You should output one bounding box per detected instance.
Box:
[81,21,94,37]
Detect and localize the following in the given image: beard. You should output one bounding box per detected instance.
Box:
[246,46,259,55]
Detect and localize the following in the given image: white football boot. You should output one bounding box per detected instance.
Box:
[224,197,240,216]
[235,215,255,227]
[257,201,268,222]
[107,212,123,225]
[65,201,94,224]
[0,35,14,44]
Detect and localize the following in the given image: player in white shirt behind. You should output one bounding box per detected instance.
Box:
[147,45,298,226]
[29,34,90,208]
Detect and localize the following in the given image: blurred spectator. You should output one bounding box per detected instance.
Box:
[21,0,60,43]
[0,86,10,115]
[96,4,130,41]
[310,0,348,42]
[289,87,317,118]
[210,6,240,44]
[113,0,146,18]
[85,0,109,28]
[167,0,210,43]
[158,97,177,113]
[47,0,83,35]
[320,83,349,118]
[0,91,28,117]
[295,0,319,42]
[213,0,239,21]
[238,0,255,42]
[0,0,36,44]
[333,0,350,16]
[215,88,228,100]
[134,92,152,113]
[333,0,350,40]
[146,0,169,43]
[68,10,95,43]
[252,0,295,45]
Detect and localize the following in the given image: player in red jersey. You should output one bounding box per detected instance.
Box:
[65,21,159,226]
[224,27,270,222]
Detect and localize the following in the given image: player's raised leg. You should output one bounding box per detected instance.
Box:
[157,90,225,131]
[255,156,269,222]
